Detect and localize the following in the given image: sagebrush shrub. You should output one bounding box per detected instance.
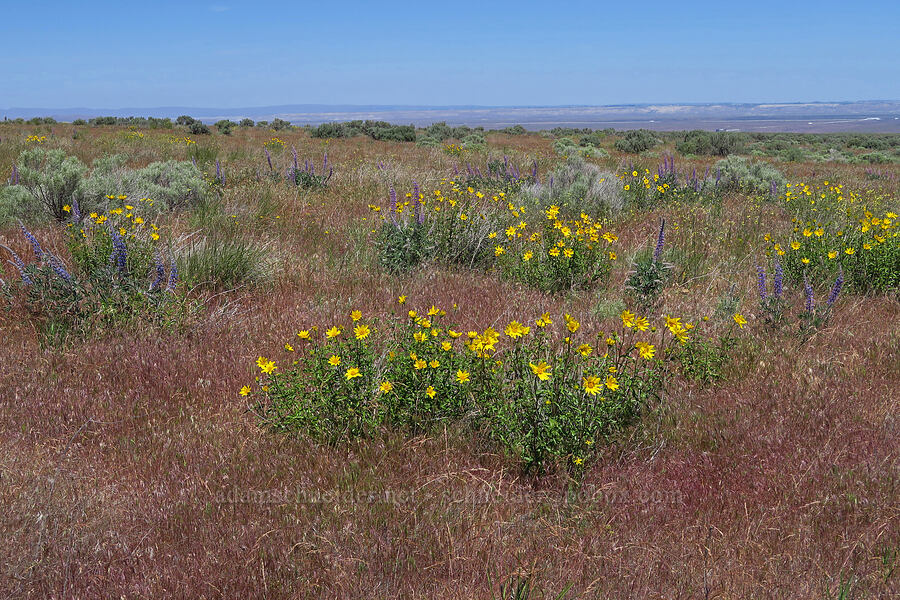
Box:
[79,156,207,213]
[519,157,622,216]
[713,155,786,195]
[614,129,659,153]
[16,148,86,221]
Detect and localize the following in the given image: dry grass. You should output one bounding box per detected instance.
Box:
[0,123,898,598]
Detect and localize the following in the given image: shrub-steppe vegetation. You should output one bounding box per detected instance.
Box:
[0,119,897,598]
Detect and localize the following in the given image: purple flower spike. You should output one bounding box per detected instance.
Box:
[110,228,128,274]
[150,255,166,291]
[652,218,666,262]
[7,249,32,285]
[756,266,767,301]
[827,269,843,306]
[20,225,43,261]
[166,261,178,292]
[292,146,298,171]
[804,275,814,313]
[49,256,72,282]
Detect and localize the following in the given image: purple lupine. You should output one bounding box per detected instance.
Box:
[71,199,81,222]
[150,255,166,291]
[804,275,814,313]
[20,225,43,261]
[265,148,273,171]
[773,261,783,299]
[48,256,72,282]
[652,218,666,262]
[715,168,721,186]
[292,146,299,171]
[7,249,32,285]
[322,152,328,173]
[166,261,178,292]
[826,270,844,306]
[531,160,538,182]
[770,180,777,197]
[10,164,18,185]
[756,266,767,300]
[215,159,221,181]
[192,157,197,169]
[110,229,127,274]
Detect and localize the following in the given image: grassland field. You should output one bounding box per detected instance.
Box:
[0,121,897,599]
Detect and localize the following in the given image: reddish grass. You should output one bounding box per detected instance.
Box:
[0,123,898,598]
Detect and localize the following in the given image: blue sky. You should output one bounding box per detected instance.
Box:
[1,0,898,107]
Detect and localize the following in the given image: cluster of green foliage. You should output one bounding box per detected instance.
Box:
[614,129,660,153]
[83,116,173,128]
[311,120,416,142]
[496,211,615,294]
[519,157,622,216]
[14,148,86,221]
[1,219,188,346]
[776,186,898,294]
[552,137,608,159]
[7,149,208,223]
[80,154,207,213]
[253,310,666,473]
[214,119,237,135]
[676,130,748,156]
[377,191,499,273]
[713,155,787,194]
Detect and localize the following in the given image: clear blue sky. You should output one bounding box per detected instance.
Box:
[1,0,898,107]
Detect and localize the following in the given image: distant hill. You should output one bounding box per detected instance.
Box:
[3,101,900,133]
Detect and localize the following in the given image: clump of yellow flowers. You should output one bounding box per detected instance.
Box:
[245,301,712,474]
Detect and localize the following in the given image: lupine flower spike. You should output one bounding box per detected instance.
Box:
[826,269,844,306]
[20,225,43,261]
[756,265,767,301]
[803,274,814,313]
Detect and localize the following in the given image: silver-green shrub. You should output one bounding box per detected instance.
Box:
[713,155,787,195]
[16,148,87,221]
[0,185,46,226]
[79,155,207,213]
[519,157,622,216]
